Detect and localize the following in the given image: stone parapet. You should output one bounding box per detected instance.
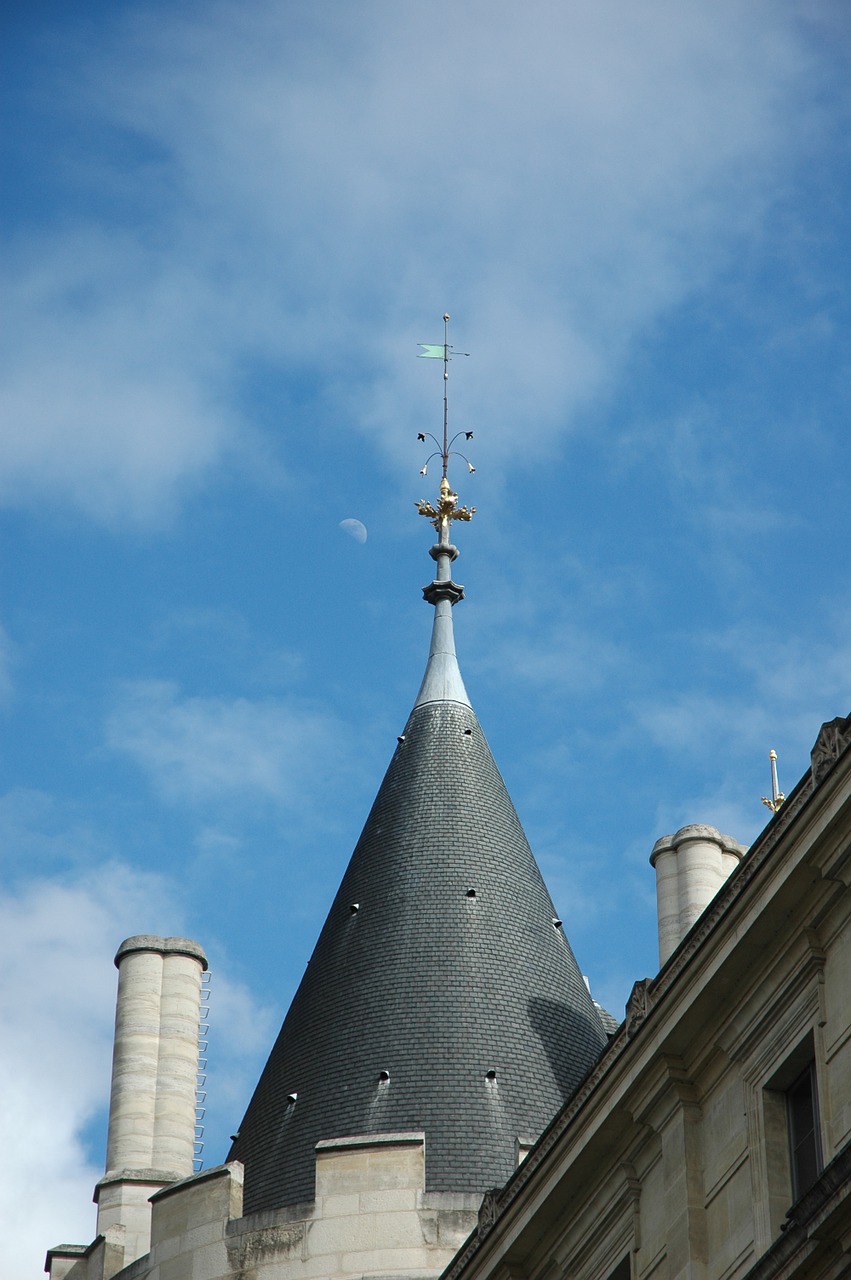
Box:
[102,1136,481,1280]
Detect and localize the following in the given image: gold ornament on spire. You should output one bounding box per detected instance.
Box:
[416,476,476,531]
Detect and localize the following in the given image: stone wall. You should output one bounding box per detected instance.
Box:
[445,731,851,1280]
[49,1133,481,1280]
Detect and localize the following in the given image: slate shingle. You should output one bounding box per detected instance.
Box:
[229,698,607,1214]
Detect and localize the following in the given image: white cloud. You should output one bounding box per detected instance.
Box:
[630,619,851,765]
[712,620,851,716]
[476,611,626,698]
[1,232,238,526]
[105,679,354,808]
[632,690,772,757]
[2,0,833,522]
[462,549,645,700]
[0,857,275,1278]
[0,865,182,1277]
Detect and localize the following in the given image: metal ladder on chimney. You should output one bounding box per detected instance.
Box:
[194,968,211,1171]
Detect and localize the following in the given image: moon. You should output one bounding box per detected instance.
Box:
[339,518,367,544]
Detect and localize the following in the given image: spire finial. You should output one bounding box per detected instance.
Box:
[415,477,476,537]
[416,314,475,536]
[761,748,786,813]
[412,317,474,708]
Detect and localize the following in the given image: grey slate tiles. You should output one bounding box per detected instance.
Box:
[229,698,608,1214]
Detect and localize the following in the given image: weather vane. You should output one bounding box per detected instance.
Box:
[416,313,476,532]
[761,748,786,814]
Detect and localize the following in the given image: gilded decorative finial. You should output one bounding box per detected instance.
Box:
[416,313,475,527]
[416,476,476,532]
[761,749,786,813]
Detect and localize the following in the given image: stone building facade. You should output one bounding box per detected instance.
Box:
[446,716,851,1280]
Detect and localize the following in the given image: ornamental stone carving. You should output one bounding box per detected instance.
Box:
[625,978,653,1039]
[478,1188,503,1237]
[811,713,851,785]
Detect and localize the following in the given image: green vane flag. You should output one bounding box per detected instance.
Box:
[417,344,446,358]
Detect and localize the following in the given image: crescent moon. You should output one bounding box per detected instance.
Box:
[339,518,367,544]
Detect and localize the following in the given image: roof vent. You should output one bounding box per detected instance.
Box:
[485,1069,497,1081]
[553,918,562,929]
[463,728,473,736]
[350,903,360,914]
[466,888,477,898]
[378,1069,390,1083]
[286,1092,298,1105]
[397,735,406,743]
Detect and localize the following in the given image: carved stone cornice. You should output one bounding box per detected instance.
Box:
[811,713,851,786]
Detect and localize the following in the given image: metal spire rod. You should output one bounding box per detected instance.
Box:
[761,748,786,813]
[413,317,476,710]
[417,313,473,482]
[441,312,450,477]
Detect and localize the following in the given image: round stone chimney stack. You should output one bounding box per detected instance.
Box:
[650,825,747,966]
[96,935,207,1266]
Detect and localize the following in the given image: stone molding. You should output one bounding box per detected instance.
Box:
[422,577,465,605]
[95,1168,180,1194]
[315,1131,425,1152]
[649,825,748,866]
[114,935,208,969]
[148,1161,242,1204]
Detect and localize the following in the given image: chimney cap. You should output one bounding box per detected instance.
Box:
[114,936,208,970]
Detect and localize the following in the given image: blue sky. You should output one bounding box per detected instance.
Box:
[3,1,851,1272]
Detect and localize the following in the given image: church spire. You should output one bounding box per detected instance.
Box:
[414,475,476,708]
[414,314,476,709]
[227,324,608,1216]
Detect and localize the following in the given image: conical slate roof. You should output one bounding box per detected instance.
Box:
[229,478,608,1214]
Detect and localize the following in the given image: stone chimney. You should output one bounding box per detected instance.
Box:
[94,935,207,1267]
[650,825,747,966]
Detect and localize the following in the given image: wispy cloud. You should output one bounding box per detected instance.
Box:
[1,1,830,522]
[631,617,851,765]
[105,678,356,808]
[0,865,180,1275]
[0,859,274,1278]
[1,231,239,525]
[0,789,114,878]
